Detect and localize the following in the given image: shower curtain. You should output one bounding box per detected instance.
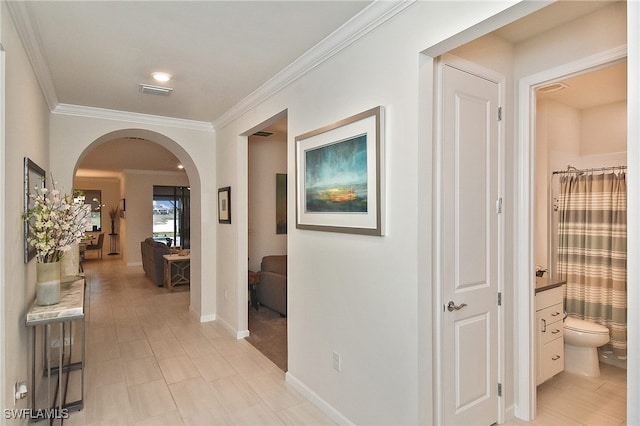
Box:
[556,171,627,360]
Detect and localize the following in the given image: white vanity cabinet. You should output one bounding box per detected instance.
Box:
[535,284,565,385]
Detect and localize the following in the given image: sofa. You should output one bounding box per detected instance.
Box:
[141,238,171,286]
[256,255,287,316]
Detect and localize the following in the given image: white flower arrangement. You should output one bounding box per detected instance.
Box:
[23,181,91,263]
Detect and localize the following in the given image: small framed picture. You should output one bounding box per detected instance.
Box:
[295,106,384,235]
[218,186,231,224]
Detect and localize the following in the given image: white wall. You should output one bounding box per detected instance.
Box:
[1,1,51,415]
[124,170,189,266]
[248,135,287,272]
[215,2,523,424]
[48,115,216,322]
[582,101,626,155]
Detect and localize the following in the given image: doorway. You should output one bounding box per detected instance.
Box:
[246,116,288,371]
[426,1,632,422]
[531,59,628,422]
[434,56,504,425]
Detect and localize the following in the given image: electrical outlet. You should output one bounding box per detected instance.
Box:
[332,351,341,372]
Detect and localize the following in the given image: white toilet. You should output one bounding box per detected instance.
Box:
[563,316,610,377]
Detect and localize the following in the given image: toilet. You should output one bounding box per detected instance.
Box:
[563,316,610,377]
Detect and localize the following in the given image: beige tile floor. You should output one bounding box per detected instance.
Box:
[66,258,627,425]
[64,258,334,425]
[506,363,627,426]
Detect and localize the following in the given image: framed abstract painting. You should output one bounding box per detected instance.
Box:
[295,106,384,235]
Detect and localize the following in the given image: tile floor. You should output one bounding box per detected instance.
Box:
[506,363,627,426]
[58,258,627,425]
[62,258,334,425]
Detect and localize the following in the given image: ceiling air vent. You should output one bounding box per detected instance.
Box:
[139,83,173,96]
[252,131,274,137]
[537,82,568,94]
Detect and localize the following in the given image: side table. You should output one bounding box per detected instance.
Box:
[25,277,86,420]
[248,271,260,310]
[163,254,190,292]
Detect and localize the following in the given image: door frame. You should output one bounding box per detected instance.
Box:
[433,53,506,425]
[514,45,627,420]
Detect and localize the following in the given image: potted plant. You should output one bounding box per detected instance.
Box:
[23,179,91,305]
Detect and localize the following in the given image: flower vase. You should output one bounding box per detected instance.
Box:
[36,261,61,305]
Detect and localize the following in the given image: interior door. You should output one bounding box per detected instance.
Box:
[440,62,501,425]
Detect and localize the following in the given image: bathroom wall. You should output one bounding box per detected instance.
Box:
[535,97,627,271]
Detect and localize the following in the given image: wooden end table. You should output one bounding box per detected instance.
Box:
[248,271,260,310]
[163,254,190,292]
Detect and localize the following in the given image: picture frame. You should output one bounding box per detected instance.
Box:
[276,173,287,234]
[218,186,231,224]
[24,157,46,263]
[295,106,384,235]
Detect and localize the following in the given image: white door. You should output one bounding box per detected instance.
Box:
[440,62,501,425]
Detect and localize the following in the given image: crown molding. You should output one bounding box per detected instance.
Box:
[53,103,214,132]
[6,1,59,111]
[9,0,413,132]
[213,0,416,129]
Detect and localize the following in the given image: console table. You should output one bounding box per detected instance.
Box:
[25,277,85,420]
[163,254,190,291]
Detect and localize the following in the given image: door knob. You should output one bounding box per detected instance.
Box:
[447,301,468,312]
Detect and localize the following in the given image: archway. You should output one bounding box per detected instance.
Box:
[72,128,204,318]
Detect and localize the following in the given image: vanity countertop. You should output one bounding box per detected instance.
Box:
[535,276,566,294]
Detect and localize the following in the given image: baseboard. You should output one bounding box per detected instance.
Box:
[215,316,250,339]
[197,311,216,323]
[503,402,516,424]
[127,261,143,267]
[285,372,353,425]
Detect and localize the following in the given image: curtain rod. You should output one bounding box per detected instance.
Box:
[552,165,627,175]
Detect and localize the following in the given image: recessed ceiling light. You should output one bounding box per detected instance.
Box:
[152,72,172,82]
[177,164,184,169]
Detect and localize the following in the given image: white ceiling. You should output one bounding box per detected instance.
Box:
[16,0,372,124]
[536,61,627,109]
[12,1,624,176]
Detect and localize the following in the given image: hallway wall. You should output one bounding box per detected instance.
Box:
[1,1,51,414]
[214,2,528,424]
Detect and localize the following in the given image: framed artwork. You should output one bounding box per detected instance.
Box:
[276,174,287,234]
[24,157,46,263]
[218,186,231,224]
[295,106,384,235]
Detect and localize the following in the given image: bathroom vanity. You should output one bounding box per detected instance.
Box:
[535,277,566,385]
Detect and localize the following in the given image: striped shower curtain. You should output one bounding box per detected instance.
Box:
[557,171,627,360]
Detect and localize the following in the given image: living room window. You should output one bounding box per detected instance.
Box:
[153,186,190,248]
